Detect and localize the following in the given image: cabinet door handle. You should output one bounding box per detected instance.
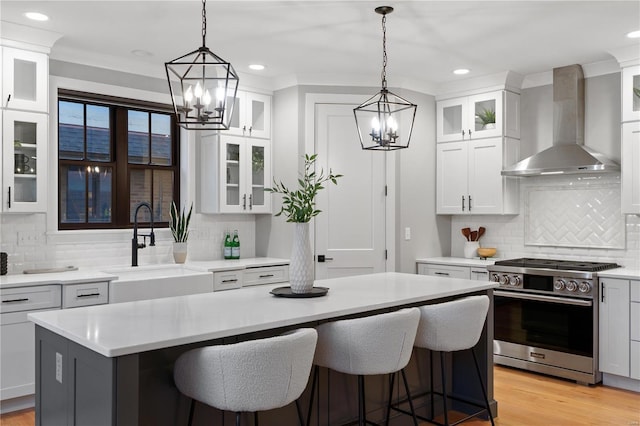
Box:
[5,94,10,107]
[249,126,252,136]
[434,272,450,276]
[468,195,472,211]
[462,129,465,138]
[242,125,246,134]
[259,274,274,278]
[222,279,238,283]
[76,293,101,298]
[601,282,605,302]
[2,298,29,303]
[468,129,472,138]
[461,195,465,211]
[7,186,11,209]
[249,194,253,210]
[242,194,247,210]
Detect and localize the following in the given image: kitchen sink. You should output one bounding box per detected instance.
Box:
[104,264,214,303]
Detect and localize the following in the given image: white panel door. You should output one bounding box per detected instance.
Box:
[599,278,630,377]
[314,103,386,280]
[436,141,468,214]
[468,137,503,214]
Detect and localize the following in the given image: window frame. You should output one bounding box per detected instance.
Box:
[57,89,180,230]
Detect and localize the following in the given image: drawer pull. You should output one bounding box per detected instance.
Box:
[434,272,450,276]
[472,271,488,275]
[222,279,238,283]
[2,298,29,303]
[259,274,275,278]
[77,293,101,298]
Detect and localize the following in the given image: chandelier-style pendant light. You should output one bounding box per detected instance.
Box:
[165,0,239,130]
[354,6,417,150]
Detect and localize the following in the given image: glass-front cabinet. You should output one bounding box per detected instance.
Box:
[224,90,271,139]
[2,110,48,212]
[1,46,48,113]
[622,65,640,123]
[200,133,271,214]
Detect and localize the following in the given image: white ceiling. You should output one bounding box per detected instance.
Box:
[1,1,639,92]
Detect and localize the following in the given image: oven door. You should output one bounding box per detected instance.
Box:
[494,290,594,357]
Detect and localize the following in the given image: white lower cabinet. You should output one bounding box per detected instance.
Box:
[243,264,289,287]
[62,281,109,308]
[213,270,243,291]
[598,278,630,377]
[631,283,640,380]
[418,263,472,280]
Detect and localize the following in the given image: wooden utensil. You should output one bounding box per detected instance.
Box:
[478,227,486,241]
[461,228,470,241]
[470,230,478,241]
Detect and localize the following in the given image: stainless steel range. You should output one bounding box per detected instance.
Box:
[487,258,619,385]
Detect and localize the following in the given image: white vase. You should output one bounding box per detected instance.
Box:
[289,222,314,294]
[464,241,480,259]
[483,122,496,130]
[173,242,188,264]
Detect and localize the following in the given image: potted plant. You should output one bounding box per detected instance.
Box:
[476,108,496,129]
[169,201,192,264]
[267,154,342,293]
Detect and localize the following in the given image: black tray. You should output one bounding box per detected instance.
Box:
[270,286,329,298]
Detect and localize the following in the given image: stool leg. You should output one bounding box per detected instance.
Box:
[439,352,449,426]
[186,398,195,426]
[357,375,366,426]
[295,400,305,426]
[306,365,318,426]
[236,412,241,426]
[429,350,434,420]
[400,369,419,426]
[384,372,396,426]
[254,412,259,426]
[471,348,495,426]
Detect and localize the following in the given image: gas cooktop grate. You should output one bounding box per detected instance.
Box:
[493,258,619,272]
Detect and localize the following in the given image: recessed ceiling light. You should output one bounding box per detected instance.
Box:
[627,30,640,39]
[249,64,265,71]
[131,49,153,57]
[453,68,470,75]
[25,12,49,21]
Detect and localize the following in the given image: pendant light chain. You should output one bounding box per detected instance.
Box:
[381,13,387,90]
[201,0,207,47]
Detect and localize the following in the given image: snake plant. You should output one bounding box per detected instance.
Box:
[169,201,192,243]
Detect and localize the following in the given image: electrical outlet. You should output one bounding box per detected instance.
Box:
[404,227,411,241]
[17,231,42,246]
[55,352,63,383]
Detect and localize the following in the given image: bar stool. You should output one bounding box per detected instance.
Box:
[309,308,421,426]
[393,295,493,426]
[173,328,317,426]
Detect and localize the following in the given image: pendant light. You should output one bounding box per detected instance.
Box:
[354,6,417,150]
[165,0,239,130]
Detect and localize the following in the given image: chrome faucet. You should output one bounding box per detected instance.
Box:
[132,202,155,267]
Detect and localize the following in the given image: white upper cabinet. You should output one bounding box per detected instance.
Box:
[200,133,271,214]
[224,90,271,139]
[436,90,519,143]
[621,121,640,214]
[622,65,640,123]
[2,110,48,212]
[2,46,48,113]
[437,137,519,215]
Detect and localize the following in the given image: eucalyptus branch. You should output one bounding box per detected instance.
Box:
[266,154,343,223]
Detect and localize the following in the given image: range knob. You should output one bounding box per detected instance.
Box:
[509,275,520,286]
[500,275,510,285]
[491,273,501,283]
[554,279,566,291]
[566,280,578,292]
[578,281,592,293]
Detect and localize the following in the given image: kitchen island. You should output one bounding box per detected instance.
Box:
[29,272,497,425]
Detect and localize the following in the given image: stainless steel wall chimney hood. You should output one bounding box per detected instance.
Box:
[501,64,620,177]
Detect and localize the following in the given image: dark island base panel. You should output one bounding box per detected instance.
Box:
[35,298,496,425]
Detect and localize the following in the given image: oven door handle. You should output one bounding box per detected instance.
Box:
[494,290,593,307]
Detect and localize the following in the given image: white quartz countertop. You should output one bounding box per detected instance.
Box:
[0,257,289,289]
[29,272,497,358]
[597,268,640,280]
[416,257,497,267]
[0,269,118,289]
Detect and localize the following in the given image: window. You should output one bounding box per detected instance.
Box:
[58,90,179,230]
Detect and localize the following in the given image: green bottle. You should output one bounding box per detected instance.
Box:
[231,230,240,259]
[223,230,232,259]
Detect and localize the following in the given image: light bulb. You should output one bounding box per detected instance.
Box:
[216,86,225,102]
[371,116,381,132]
[202,89,212,107]
[194,82,203,98]
[184,86,193,103]
[387,116,397,132]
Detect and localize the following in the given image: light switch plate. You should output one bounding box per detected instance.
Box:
[404,227,411,241]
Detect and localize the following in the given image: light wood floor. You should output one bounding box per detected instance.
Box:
[1,366,639,425]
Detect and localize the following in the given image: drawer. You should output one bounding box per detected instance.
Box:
[470,268,489,281]
[63,281,109,308]
[213,270,243,291]
[424,264,470,280]
[631,282,640,302]
[243,265,289,287]
[631,302,640,342]
[1,285,61,313]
